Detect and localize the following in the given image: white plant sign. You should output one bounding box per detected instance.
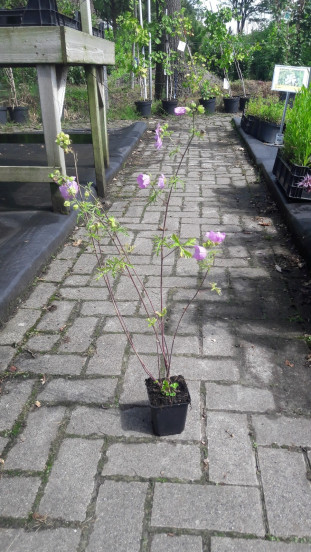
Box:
[271,65,310,93]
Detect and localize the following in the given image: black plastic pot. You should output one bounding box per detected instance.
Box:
[145,376,191,436]
[257,120,280,144]
[199,97,216,114]
[9,106,29,124]
[247,115,260,138]
[239,96,250,112]
[135,100,152,118]
[272,149,310,201]
[0,107,8,124]
[223,96,240,113]
[162,99,178,115]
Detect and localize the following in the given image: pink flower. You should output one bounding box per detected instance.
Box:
[158,174,165,189]
[59,179,78,200]
[155,123,163,149]
[174,107,187,115]
[137,173,150,189]
[205,231,226,244]
[155,135,162,149]
[155,123,163,137]
[298,174,311,192]
[193,245,207,260]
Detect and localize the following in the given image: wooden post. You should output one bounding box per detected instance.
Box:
[37,64,68,213]
[80,0,107,197]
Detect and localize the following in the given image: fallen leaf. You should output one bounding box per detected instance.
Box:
[34,400,41,408]
[73,239,82,247]
[59,325,67,332]
[275,265,282,273]
[285,360,294,368]
[8,365,17,372]
[32,512,48,522]
[0,458,4,465]
[258,221,271,227]
[40,375,46,385]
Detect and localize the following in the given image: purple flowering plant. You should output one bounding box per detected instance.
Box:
[50,105,226,396]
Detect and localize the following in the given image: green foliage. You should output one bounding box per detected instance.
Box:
[156,378,179,397]
[283,85,311,168]
[245,95,286,125]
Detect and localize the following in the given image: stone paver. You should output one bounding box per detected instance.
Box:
[0,528,81,551]
[0,308,40,344]
[87,333,128,375]
[87,481,147,552]
[58,316,98,352]
[0,477,40,517]
[102,442,201,480]
[258,448,311,537]
[211,538,311,551]
[0,379,34,431]
[5,407,65,470]
[206,383,275,412]
[206,411,258,485]
[1,116,311,551]
[36,300,76,331]
[15,353,86,375]
[67,405,152,436]
[0,344,15,370]
[38,378,117,404]
[39,438,103,521]
[0,436,8,454]
[253,415,311,447]
[151,483,265,535]
[151,534,203,552]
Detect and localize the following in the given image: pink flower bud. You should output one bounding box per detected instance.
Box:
[193,245,207,260]
[205,231,226,244]
[137,173,150,189]
[174,107,187,115]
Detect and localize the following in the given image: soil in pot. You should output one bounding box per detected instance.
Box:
[162,99,178,115]
[135,100,152,117]
[145,375,191,436]
[223,96,240,113]
[199,97,216,114]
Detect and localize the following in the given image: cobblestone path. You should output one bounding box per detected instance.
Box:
[1,115,311,551]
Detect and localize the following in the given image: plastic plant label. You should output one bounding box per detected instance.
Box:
[177,41,186,52]
[275,133,284,145]
[223,78,229,89]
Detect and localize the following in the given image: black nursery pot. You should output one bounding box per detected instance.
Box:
[199,97,216,114]
[239,96,250,112]
[145,375,191,436]
[162,99,178,115]
[0,106,8,124]
[9,106,29,124]
[223,96,240,113]
[135,100,152,117]
[257,120,280,144]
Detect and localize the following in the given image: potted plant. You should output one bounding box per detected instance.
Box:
[199,81,222,114]
[202,9,240,113]
[117,12,152,117]
[242,96,285,143]
[50,103,226,436]
[4,68,29,123]
[273,85,311,200]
